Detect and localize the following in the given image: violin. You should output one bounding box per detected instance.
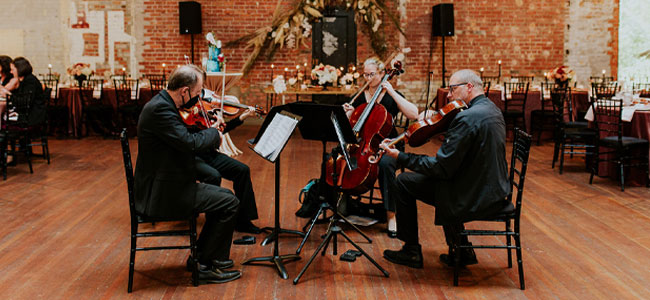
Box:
[178,97,225,130]
[202,89,266,116]
[368,99,467,163]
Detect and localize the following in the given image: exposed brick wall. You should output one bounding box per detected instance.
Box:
[0,0,619,108]
[83,33,100,57]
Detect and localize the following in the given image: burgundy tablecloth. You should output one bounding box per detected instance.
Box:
[436,88,590,135]
[57,87,153,137]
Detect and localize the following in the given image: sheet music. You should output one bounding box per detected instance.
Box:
[253,112,299,162]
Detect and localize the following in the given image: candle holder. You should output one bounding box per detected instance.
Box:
[497,60,502,83]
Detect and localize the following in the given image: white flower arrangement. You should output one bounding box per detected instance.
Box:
[339,73,354,86]
[311,63,338,85]
[272,75,287,94]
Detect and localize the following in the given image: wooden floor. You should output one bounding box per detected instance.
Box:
[1,125,649,299]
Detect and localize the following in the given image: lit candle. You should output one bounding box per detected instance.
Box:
[497,60,502,81]
[544,72,548,83]
[284,67,288,78]
[479,67,484,77]
[296,65,300,78]
[162,63,166,75]
[270,64,274,80]
[602,69,606,74]
[48,64,52,77]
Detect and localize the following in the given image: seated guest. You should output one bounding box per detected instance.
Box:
[135,64,241,284]
[0,55,18,97]
[195,105,263,234]
[10,57,46,126]
[380,69,511,268]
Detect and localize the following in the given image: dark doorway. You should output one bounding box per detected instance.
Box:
[312,8,357,104]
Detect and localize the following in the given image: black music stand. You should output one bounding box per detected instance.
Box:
[242,109,303,279]
[286,102,373,255]
[291,104,389,284]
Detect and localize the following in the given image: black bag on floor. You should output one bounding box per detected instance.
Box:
[295,179,321,218]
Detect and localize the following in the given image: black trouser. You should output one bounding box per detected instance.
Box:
[392,171,468,247]
[195,152,258,224]
[377,153,399,212]
[194,183,239,264]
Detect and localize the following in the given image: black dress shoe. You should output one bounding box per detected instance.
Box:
[197,268,241,284]
[439,247,478,267]
[383,244,423,269]
[187,256,234,272]
[235,221,262,234]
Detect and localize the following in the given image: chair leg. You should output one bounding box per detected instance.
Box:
[189,218,199,287]
[127,232,137,293]
[560,141,565,175]
[506,221,512,268]
[619,161,625,192]
[552,139,559,169]
[42,136,50,164]
[514,233,525,290]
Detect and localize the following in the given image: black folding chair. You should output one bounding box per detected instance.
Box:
[120,128,199,292]
[450,128,531,290]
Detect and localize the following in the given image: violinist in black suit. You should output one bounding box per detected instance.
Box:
[381,69,511,268]
[134,65,241,284]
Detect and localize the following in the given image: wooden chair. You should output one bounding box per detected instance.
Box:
[147,78,167,100]
[120,129,199,292]
[42,78,68,136]
[451,128,531,290]
[502,82,529,134]
[551,87,597,173]
[589,98,649,191]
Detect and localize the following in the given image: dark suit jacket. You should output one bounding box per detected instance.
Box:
[397,95,511,225]
[15,74,46,126]
[134,90,221,218]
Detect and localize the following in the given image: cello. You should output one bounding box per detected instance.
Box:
[325,61,405,195]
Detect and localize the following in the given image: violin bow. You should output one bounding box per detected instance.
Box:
[219,61,226,121]
[347,48,407,105]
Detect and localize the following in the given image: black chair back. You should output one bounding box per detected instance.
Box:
[483,81,491,96]
[481,75,500,86]
[113,79,139,107]
[591,81,618,100]
[148,78,167,99]
[144,74,166,81]
[590,76,615,84]
[591,98,624,141]
[509,128,532,224]
[41,79,59,105]
[509,75,534,83]
[503,82,529,112]
[79,79,104,107]
[120,129,138,224]
[6,92,33,127]
[632,83,650,97]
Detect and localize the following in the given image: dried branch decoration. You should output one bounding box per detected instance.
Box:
[226,0,404,76]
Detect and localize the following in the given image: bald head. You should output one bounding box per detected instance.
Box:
[450,69,483,90]
[167,64,206,91]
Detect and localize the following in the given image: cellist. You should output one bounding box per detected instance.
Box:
[342,57,418,238]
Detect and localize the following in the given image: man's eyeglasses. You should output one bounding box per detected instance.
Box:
[448,82,468,93]
[363,72,377,79]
